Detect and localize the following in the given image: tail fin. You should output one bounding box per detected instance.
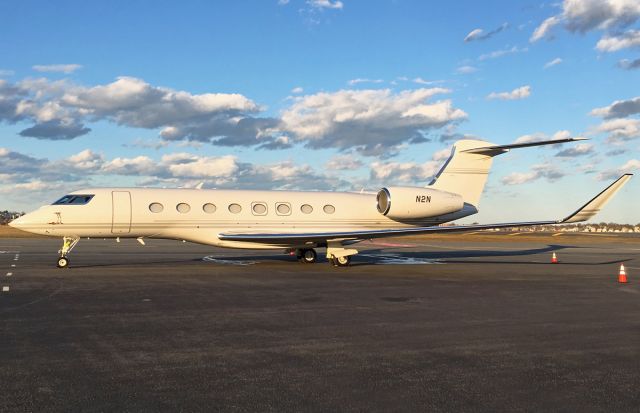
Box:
[429,137,588,207]
[429,140,497,207]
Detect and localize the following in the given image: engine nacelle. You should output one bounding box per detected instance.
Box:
[376,186,463,219]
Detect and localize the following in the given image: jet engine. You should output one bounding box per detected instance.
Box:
[376,186,463,219]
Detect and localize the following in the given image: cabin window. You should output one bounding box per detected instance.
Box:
[53,194,94,205]
[300,204,313,214]
[203,203,216,213]
[252,202,267,216]
[323,204,335,214]
[176,203,191,213]
[149,202,164,213]
[228,203,242,214]
[276,202,291,216]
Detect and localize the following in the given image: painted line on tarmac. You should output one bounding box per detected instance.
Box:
[360,253,442,265]
[6,272,12,277]
[413,243,541,251]
[2,286,9,292]
[366,241,414,248]
[202,256,257,266]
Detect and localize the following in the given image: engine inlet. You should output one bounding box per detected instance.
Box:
[376,188,391,215]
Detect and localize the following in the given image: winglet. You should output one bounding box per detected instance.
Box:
[560,174,633,223]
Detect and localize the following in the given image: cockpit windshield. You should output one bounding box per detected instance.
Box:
[52,194,95,205]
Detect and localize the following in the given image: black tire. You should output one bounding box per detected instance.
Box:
[57,256,69,268]
[301,249,317,264]
[335,255,351,267]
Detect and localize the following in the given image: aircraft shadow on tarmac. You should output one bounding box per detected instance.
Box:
[66,244,631,268]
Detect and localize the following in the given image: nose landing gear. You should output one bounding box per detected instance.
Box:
[57,236,79,268]
[330,255,352,267]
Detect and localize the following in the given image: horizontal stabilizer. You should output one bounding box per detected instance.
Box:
[463,137,588,156]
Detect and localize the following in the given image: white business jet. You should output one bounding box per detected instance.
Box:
[10,138,632,268]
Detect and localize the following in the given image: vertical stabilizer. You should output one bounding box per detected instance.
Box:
[429,139,497,207]
[429,137,589,207]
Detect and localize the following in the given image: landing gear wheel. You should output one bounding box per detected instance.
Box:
[57,256,69,268]
[299,248,317,264]
[334,255,351,267]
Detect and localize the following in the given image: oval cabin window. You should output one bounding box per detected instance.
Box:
[149,202,164,213]
[276,203,291,215]
[176,203,191,213]
[300,204,313,214]
[252,203,267,215]
[228,203,242,214]
[203,203,216,213]
[323,204,335,214]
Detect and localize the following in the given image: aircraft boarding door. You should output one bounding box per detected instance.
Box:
[111,191,132,234]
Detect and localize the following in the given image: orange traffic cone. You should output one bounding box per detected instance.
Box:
[618,264,628,283]
[551,252,558,264]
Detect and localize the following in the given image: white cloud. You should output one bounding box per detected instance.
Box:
[463,23,508,42]
[530,16,561,42]
[555,143,594,157]
[166,154,239,179]
[596,118,640,143]
[369,146,453,184]
[325,155,363,170]
[411,77,442,85]
[552,130,572,140]
[455,65,478,74]
[65,149,104,170]
[0,69,14,77]
[501,171,539,185]
[0,145,357,198]
[124,138,170,150]
[597,159,640,180]
[478,46,527,61]
[0,76,281,145]
[291,86,304,94]
[544,57,563,68]
[102,156,159,175]
[464,29,484,43]
[590,96,640,119]
[514,130,574,144]
[618,58,640,70]
[1,77,468,156]
[308,0,343,10]
[278,0,290,4]
[432,147,452,161]
[370,160,441,183]
[501,163,565,185]
[279,87,466,155]
[348,78,384,86]
[32,64,83,74]
[596,30,640,52]
[487,85,531,100]
[531,0,640,46]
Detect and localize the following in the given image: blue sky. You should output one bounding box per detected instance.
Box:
[1,0,639,223]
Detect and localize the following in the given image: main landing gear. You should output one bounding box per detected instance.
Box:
[290,245,359,267]
[57,236,79,268]
[296,248,317,264]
